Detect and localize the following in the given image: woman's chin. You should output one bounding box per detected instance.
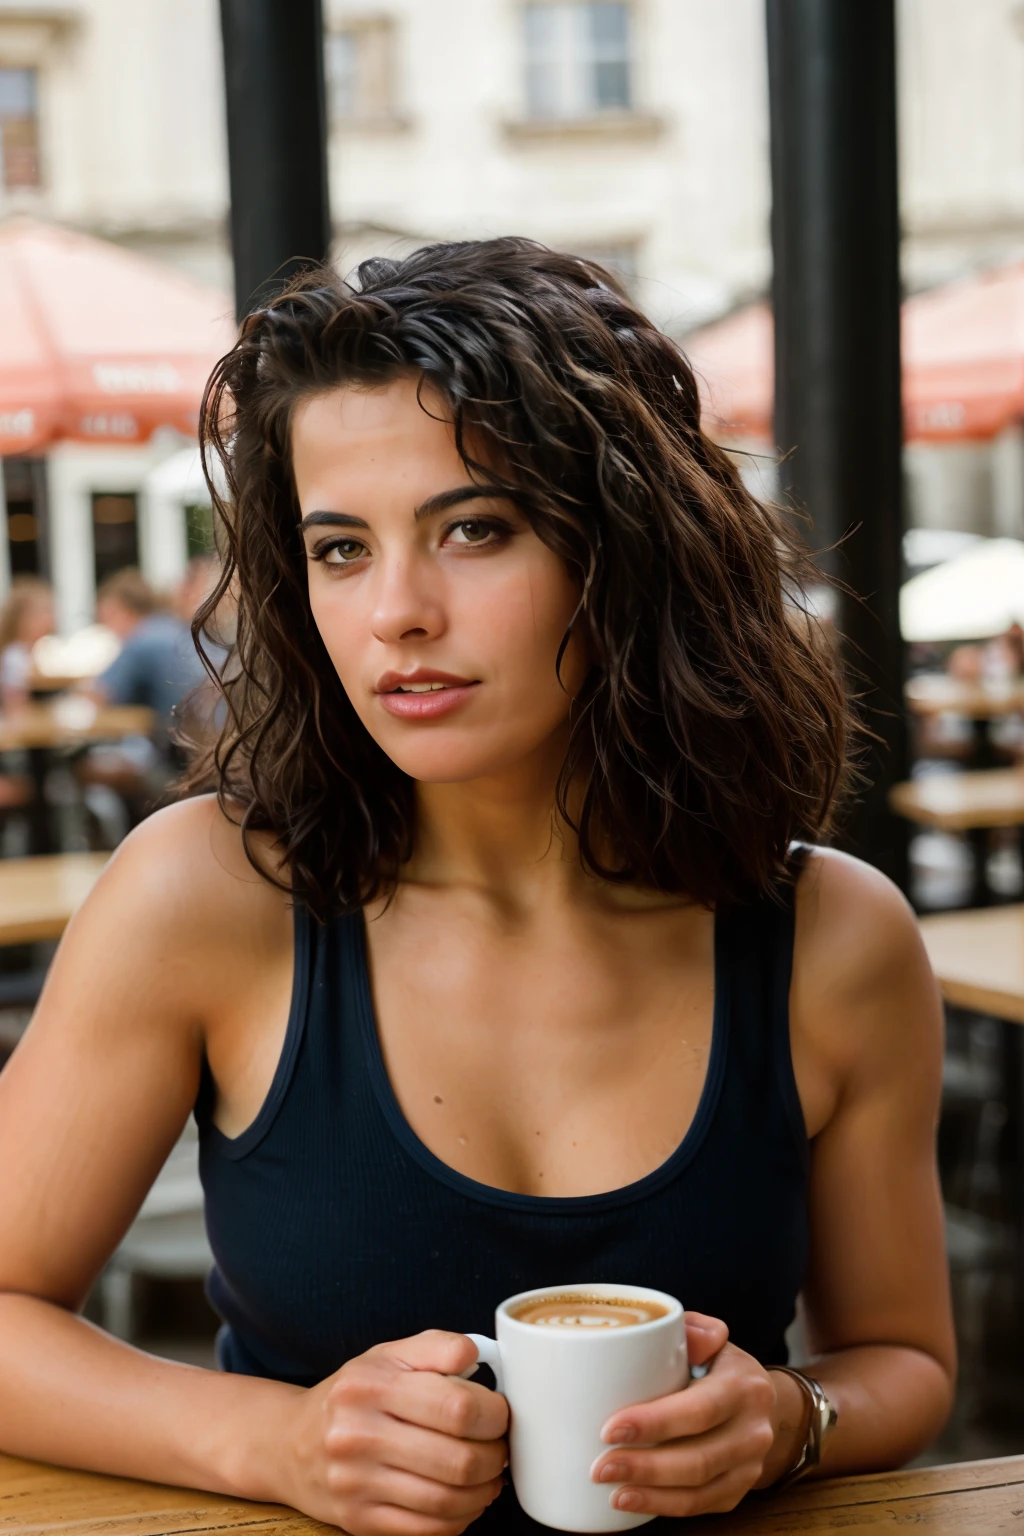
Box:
[378,734,548,787]
[389,754,515,786]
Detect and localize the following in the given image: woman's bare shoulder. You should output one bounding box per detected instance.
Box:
[794,846,922,979]
[86,793,292,951]
[791,846,942,1086]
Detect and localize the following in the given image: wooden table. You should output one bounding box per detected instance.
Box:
[2,1453,1023,1535]
[890,770,1024,906]
[906,676,1024,720]
[0,703,155,754]
[0,703,155,854]
[906,675,1024,769]
[891,769,1024,832]
[918,904,1024,1287]
[919,903,1024,1025]
[0,852,108,945]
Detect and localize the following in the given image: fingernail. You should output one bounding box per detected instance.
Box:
[601,1421,637,1444]
[612,1490,643,1512]
[597,1461,626,1484]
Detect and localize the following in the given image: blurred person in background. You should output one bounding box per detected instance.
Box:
[77,569,207,827]
[89,568,206,738]
[0,242,954,1534]
[0,578,55,712]
[0,578,54,814]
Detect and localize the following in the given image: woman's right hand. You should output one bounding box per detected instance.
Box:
[277,1331,509,1536]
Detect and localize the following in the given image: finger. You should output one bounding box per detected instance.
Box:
[685,1313,729,1367]
[601,1371,737,1447]
[351,1464,505,1524]
[383,1364,509,1441]
[609,1462,763,1520]
[592,1426,745,1490]
[371,1417,509,1487]
[374,1329,483,1379]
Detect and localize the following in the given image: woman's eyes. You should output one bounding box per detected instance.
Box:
[308,518,510,567]
[317,538,367,566]
[443,517,507,547]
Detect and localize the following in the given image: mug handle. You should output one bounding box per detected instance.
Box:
[459,1332,506,1394]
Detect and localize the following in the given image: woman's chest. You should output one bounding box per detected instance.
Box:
[363,901,716,1198]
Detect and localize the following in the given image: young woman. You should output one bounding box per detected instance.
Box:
[0,241,954,1536]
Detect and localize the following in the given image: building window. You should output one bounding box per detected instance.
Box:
[524,2,632,120]
[3,457,46,577]
[325,20,395,122]
[91,493,139,585]
[0,67,40,189]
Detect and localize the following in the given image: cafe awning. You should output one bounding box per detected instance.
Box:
[902,263,1024,442]
[683,302,774,446]
[0,217,235,456]
[684,261,1024,447]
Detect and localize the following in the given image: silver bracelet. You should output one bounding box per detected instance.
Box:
[767,1366,838,1490]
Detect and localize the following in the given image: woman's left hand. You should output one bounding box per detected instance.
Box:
[590,1312,798,1520]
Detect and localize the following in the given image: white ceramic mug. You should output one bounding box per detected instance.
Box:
[464,1282,688,1533]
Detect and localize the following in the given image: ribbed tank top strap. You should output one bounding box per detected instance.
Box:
[714,877,807,1171]
[194,901,318,1158]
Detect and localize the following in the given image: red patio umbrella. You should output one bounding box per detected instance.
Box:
[684,261,1024,447]
[682,302,774,445]
[902,262,1024,441]
[0,217,235,456]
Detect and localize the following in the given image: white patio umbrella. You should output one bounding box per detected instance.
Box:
[900,537,1024,642]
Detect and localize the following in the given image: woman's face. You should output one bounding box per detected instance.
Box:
[292,376,586,785]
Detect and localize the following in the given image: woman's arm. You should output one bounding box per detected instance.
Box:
[0,799,508,1536]
[781,848,956,1473]
[590,850,955,1517]
[0,799,299,1494]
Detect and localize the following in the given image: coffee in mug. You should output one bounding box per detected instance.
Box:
[463,1282,687,1532]
[510,1293,670,1330]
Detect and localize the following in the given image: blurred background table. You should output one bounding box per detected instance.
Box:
[919,904,1024,1024]
[0,851,108,946]
[0,702,155,753]
[890,770,1024,906]
[0,703,156,854]
[905,676,1024,769]
[3,1453,1023,1536]
[919,904,1024,1353]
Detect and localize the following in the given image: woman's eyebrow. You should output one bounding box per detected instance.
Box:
[299,511,369,533]
[413,486,497,521]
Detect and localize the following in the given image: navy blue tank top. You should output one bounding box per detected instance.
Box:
[196,886,809,1397]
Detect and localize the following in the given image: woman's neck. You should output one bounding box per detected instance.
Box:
[404,731,585,910]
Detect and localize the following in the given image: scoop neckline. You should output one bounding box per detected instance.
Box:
[351,910,730,1214]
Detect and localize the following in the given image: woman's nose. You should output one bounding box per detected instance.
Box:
[370,558,446,645]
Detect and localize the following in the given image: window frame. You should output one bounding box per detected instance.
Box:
[324,14,405,129]
[0,63,41,191]
[522,1,634,123]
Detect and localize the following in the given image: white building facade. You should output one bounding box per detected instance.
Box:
[3,0,1024,620]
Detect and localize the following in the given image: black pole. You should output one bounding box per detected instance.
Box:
[766,0,907,889]
[219,0,331,321]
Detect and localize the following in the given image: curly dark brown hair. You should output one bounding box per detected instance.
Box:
[186,237,851,919]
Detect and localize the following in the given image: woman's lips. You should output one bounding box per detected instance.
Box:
[378,682,479,720]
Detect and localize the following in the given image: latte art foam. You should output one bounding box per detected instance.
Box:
[511,1294,669,1329]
